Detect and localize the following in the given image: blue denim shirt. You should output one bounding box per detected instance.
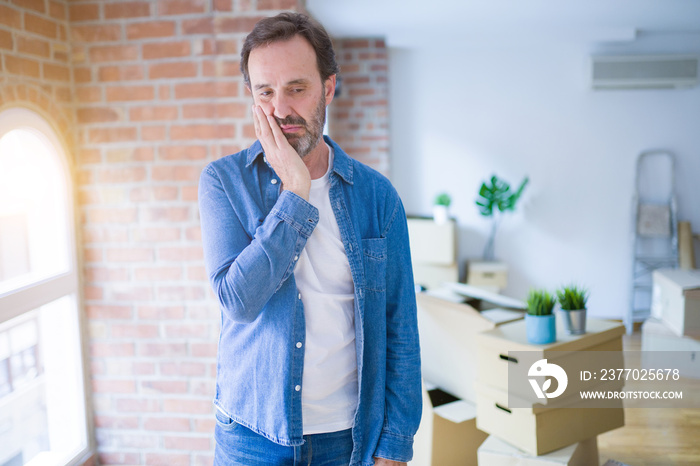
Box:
[198,136,421,465]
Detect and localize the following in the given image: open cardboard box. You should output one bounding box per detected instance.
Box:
[417,292,524,403]
[446,282,527,311]
[410,384,488,466]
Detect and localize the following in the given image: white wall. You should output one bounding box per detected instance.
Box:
[390,39,700,319]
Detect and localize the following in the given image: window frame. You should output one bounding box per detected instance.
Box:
[0,106,94,465]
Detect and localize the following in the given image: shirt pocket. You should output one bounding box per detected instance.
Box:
[361,237,387,292]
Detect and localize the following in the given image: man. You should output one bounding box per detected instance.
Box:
[199,12,421,466]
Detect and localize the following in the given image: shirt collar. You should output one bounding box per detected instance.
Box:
[244,136,354,186]
[326,136,354,185]
[245,139,264,167]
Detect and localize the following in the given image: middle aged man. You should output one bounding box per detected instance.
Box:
[199,13,421,466]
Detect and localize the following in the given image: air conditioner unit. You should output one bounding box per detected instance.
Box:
[591,55,699,90]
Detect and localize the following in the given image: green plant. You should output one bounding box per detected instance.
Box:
[435,192,451,207]
[556,285,589,311]
[526,289,556,316]
[476,175,529,216]
[475,175,529,261]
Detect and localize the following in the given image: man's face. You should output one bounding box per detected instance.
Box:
[247,35,335,158]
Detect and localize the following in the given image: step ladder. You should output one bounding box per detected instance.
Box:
[626,150,678,334]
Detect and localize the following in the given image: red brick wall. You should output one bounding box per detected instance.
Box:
[329,38,390,176]
[2,1,389,464]
[71,1,302,465]
[0,0,74,151]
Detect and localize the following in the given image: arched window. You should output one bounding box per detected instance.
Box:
[0,108,90,466]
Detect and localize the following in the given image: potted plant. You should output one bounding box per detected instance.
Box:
[557,285,589,335]
[525,289,556,344]
[475,175,528,261]
[433,192,451,224]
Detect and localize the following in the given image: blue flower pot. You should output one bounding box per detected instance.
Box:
[526,314,556,344]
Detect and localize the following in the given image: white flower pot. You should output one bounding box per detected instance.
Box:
[433,205,449,224]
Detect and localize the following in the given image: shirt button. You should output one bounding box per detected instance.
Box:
[298,293,301,299]
[296,342,302,348]
[294,255,299,261]
[263,156,267,163]
[295,385,301,392]
[271,179,278,185]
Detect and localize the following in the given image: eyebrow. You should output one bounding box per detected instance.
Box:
[253,78,310,91]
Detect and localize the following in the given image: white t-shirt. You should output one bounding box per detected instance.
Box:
[294,144,358,434]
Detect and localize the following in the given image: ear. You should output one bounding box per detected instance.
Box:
[324,74,336,105]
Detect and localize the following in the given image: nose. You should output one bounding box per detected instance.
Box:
[270,93,293,120]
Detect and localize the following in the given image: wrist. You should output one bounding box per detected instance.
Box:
[283,183,310,201]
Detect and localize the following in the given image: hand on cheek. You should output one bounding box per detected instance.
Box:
[252,105,311,201]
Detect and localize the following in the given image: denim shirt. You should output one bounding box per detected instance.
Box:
[198,136,422,465]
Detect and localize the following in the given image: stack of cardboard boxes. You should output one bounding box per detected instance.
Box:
[644,269,700,365]
[473,318,626,465]
[406,212,631,464]
[407,218,459,290]
[411,293,523,465]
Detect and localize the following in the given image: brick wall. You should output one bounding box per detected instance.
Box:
[72,1,302,465]
[1,1,390,464]
[329,38,390,176]
[0,0,74,151]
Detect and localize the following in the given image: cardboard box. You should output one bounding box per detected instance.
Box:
[477,435,599,466]
[410,386,488,466]
[446,282,526,311]
[476,318,624,395]
[413,263,459,290]
[417,293,524,403]
[407,217,457,266]
[651,268,700,338]
[641,318,700,379]
[476,383,623,456]
[466,260,508,290]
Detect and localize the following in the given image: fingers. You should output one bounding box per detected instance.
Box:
[250,104,310,199]
[254,105,293,157]
[253,105,284,173]
[265,112,289,149]
[253,105,273,147]
[252,104,260,138]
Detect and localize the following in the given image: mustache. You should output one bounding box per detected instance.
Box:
[275,115,306,127]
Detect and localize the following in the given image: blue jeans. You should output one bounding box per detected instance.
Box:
[214,410,354,466]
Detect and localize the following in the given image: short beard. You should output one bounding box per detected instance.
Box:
[275,90,327,159]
